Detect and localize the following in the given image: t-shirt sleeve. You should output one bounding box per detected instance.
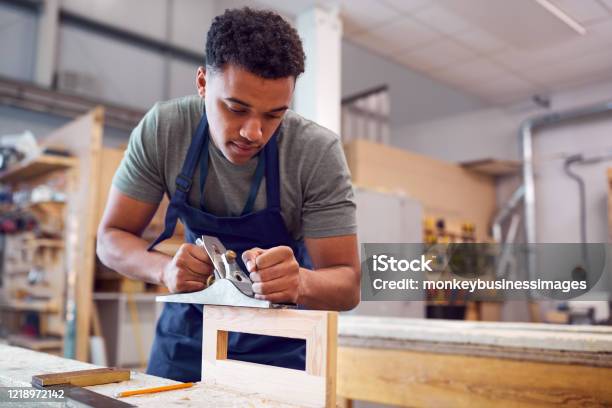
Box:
[301,137,357,238]
[112,103,165,204]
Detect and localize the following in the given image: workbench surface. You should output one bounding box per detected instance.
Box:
[0,344,300,407]
[338,315,612,366]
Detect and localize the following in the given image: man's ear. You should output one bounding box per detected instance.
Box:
[196,66,206,98]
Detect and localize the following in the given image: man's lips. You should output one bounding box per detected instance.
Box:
[230,141,260,153]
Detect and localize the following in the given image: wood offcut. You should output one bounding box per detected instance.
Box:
[32,367,131,387]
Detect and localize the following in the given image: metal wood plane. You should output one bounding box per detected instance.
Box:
[156,235,296,309]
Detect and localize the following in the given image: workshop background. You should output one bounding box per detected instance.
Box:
[0,0,611,407]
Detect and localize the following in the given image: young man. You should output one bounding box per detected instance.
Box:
[97,7,360,382]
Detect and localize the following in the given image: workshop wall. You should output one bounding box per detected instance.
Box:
[395,78,612,246]
[61,0,214,55]
[0,0,490,147]
[341,40,486,138]
[0,2,37,82]
[57,24,169,109]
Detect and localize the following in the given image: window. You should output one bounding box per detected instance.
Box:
[341,85,390,144]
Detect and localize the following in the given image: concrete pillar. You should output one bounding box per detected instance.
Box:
[35,0,60,88]
[294,6,342,135]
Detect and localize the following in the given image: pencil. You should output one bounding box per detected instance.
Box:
[115,382,194,398]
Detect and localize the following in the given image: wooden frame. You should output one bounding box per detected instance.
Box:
[202,306,337,407]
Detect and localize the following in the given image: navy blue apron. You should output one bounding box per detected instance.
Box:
[146,111,309,382]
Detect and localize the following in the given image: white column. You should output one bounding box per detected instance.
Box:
[35,0,60,87]
[294,6,342,135]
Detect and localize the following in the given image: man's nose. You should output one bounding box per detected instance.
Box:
[240,117,263,143]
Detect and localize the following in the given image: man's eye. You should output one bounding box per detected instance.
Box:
[266,114,281,120]
[228,106,247,114]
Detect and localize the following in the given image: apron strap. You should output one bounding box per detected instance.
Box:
[198,134,210,210]
[148,111,208,251]
[175,111,209,201]
[147,196,181,250]
[265,133,281,210]
[241,152,266,215]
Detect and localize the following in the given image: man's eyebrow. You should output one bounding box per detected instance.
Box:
[225,97,251,107]
[225,97,288,113]
[268,105,289,113]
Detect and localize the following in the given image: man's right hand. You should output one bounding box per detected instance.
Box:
[161,243,213,293]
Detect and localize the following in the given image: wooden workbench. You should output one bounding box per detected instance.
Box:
[337,316,612,407]
[3,317,612,407]
[0,344,300,407]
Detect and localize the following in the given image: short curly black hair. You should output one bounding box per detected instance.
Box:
[205,7,305,79]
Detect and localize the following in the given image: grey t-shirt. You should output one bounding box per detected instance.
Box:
[112,95,356,241]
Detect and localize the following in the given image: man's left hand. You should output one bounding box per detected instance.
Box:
[242,246,301,304]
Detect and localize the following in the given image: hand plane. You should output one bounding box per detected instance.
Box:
[156,235,295,309]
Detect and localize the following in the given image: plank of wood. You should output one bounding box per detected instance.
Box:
[325,312,338,408]
[90,301,103,338]
[32,367,130,387]
[337,346,612,407]
[202,306,337,407]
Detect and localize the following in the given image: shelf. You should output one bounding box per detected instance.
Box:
[23,238,65,248]
[0,154,77,184]
[8,334,63,351]
[24,201,66,209]
[461,159,521,177]
[0,299,59,313]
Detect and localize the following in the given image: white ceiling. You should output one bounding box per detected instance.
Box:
[255,0,612,105]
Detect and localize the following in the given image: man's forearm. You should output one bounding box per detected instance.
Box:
[297,266,360,311]
[97,228,170,285]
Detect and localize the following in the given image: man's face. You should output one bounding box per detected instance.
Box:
[197,65,294,165]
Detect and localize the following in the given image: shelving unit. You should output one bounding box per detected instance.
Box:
[0,154,78,354]
[0,154,77,184]
[0,107,183,363]
[0,108,109,361]
[0,153,76,355]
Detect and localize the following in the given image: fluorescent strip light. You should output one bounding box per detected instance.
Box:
[535,0,587,35]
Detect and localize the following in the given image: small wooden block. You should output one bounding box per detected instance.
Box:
[32,367,130,387]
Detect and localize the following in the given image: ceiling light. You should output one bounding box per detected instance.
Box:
[534,0,587,35]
